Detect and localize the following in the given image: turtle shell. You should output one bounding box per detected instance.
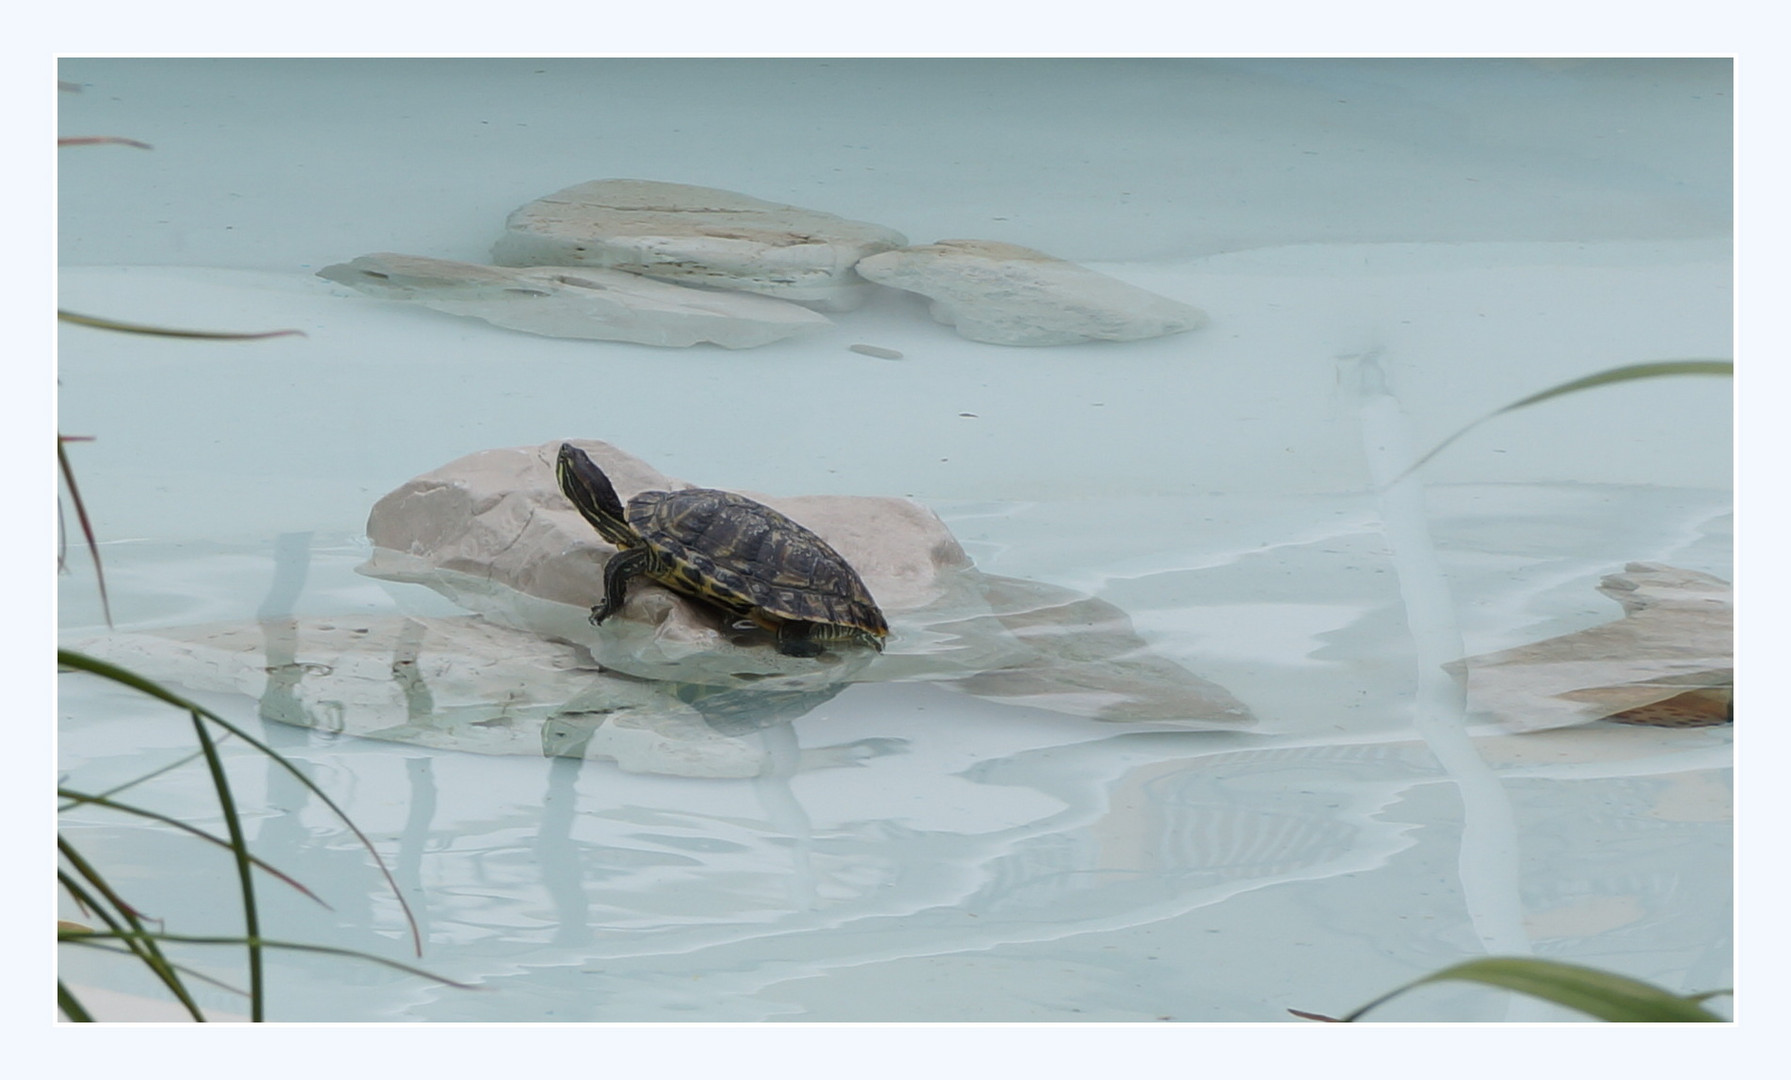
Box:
[627,488,888,647]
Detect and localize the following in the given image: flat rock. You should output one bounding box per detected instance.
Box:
[356,440,1254,727]
[360,439,975,687]
[855,239,1208,345]
[317,253,829,348]
[490,179,908,312]
[1447,563,1732,732]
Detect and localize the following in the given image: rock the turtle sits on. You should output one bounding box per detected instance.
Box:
[554,443,889,657]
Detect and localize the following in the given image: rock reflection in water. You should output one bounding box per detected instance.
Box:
[66,561,1254,776]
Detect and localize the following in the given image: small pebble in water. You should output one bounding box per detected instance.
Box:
[848,343,904,360]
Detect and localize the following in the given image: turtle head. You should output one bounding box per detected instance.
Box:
[556,443,640,548]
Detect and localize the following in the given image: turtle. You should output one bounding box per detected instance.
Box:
[554,443,889,658]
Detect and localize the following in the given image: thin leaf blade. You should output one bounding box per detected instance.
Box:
[59,787,330,906]
[1495,359,1733,413]
[58,437,112,626]
[58,135,154,149]
[1343,957,1728,1022]
[58,650,424,954]
[1391,359,1732,484]
[189,715,263,1020]
[58,982,95,1022]
[59,309,305,341]
[65,931,480,989]
[58,845,206,1020]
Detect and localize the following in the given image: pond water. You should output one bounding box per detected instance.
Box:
[56,58,1732,1024]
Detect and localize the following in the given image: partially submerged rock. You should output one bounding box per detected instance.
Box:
[491,179,908,312]
[854,239,1208,346]
[1449,563,1732,732]
[317,253,830,348]
[360,439,967,687]
[64,443,1255,768]
[358,440,1254,727]
[931,575,1256,725]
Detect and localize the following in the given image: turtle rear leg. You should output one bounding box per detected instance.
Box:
[591,547,652,625]
[774,622,825,658]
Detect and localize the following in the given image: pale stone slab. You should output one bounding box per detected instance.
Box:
[354,440,1255,728]
[317,252,830,348]
[490,179,908,312]
[1448,563,1732,732]
[855,239,1208,345]
[359,439,973,687]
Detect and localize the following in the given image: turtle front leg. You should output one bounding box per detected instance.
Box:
[591,547,652,625]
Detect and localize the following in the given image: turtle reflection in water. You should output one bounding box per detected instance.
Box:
[555,443,889,658]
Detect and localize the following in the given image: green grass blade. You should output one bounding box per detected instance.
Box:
[1390,359,1733,484]
[58,437,113,626]
[61,938,252,999]
[1286,1007,1341,1022]
[190,714,263,1020]
[82,748,209,802]
[67,931,481,989]
[58,136,153,149]
[54,437,94,574]
[57,847,206,1021]
[1342,957,1728,1022]
[58,650,424,955]
[58,871,177,1004]
[59,787,329,907]
[58,982,95,1022]
[59,309,305,341]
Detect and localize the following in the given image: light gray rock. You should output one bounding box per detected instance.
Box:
[359,439,975,688]
[490,179,908,312]
[355,440,1254,727]
[855,239,1208,346]
[317,253,830,348]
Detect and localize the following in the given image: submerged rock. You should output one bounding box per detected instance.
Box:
[64,615,898,777]
[491,179,908,312]
[317,253,830,348]
[854,239,1208,346]
[1448,563,1732,732]
[934,575,1254,725]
